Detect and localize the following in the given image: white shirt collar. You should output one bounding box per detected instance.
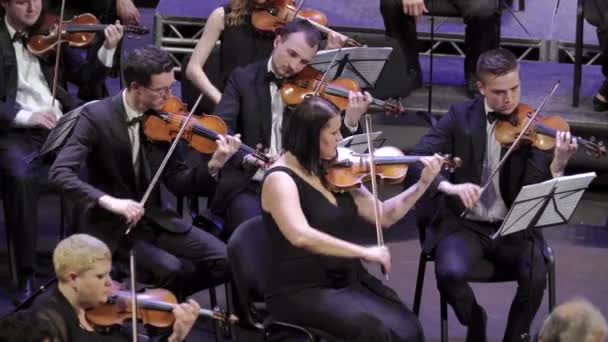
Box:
[483,98,494,116]
[122,90,143,122]
[267,57,281,79]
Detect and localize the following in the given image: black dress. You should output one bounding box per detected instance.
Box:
[262,167,424,342]
[218,4,274,87]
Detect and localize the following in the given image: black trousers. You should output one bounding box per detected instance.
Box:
[0,129,48,275]
[434,222,547,342]
[117,220,229,296]
[584,0,608,82]
[223,184,261,240]
[379,0,501,78]
[267,281,424,342]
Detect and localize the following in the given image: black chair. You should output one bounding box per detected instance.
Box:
[227,216,336,341]
[573,0,586,107]
[411,196,557,342]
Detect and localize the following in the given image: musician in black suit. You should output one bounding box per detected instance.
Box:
[49,46,241,294]
[0,0,122,300]
[583,0,608,111]
[213,19,369,238]
[407,49,577,341]
[379,0,501,97]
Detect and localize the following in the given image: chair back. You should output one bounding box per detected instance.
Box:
[425,0,461,17]
[227,216,271,326]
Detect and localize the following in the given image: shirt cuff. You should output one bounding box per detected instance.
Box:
[12,109,33,127]
[97,46,117,68]
[344,119,358,133]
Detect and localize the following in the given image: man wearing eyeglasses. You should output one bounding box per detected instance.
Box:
[49,46,241,295]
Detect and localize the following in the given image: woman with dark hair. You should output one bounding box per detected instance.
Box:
[186,0,348,106]
[260,95,443,341]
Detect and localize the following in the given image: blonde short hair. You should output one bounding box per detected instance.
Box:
[53,234,111,282]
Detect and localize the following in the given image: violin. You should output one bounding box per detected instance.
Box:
[495,103,606,158]
[86,281,238,328]
[252,0,361,47]
[281,65,404,114]
[325,146,462,192]
[143,96,270,164]
[28,13,149,55]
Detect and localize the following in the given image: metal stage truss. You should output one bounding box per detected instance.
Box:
[154,12,602,72]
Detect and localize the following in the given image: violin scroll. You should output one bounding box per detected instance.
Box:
[438,154,462,172]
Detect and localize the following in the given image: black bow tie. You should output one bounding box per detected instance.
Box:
[265,71,284,87]
[12,31,28,44]
[127,114,145,126]
[487,111,513,124]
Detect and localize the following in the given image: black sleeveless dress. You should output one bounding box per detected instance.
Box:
[262,167,424,342]
[218,4,274,87]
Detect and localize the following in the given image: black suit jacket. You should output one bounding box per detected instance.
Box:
[212,59,361,213]
[0,19,109,129]
[49,94,217,252]
[408,97,553,252]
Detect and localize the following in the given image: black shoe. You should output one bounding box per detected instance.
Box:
[466,304,487,342]
[466,76,479,98]
[12,274,36,307]
[593,96,608,112]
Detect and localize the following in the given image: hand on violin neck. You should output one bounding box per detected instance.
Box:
[344,91,372,125]
[168,299,201,342]
[325,31,348,49]
[551,131,578,177]
[102,21,124,50]
[437,181,481,209]
[98,195,144,225]
[209,134,242,173]
[418,154,444,187]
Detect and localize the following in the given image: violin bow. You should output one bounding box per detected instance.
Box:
[313,45,342,95]
[49,0,67,111]
[459,80,561,219]
[129,250,138,342]
[124,94,205,235]
[312,49,386,278]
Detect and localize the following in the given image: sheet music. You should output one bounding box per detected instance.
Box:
[493,172,596,239]
[310,47,392,88]
[536,172,597,226]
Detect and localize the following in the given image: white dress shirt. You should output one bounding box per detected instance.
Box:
[6,16,116,127]
[122,90,143,164]
[466,100,509,222]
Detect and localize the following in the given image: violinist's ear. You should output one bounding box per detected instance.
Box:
[129,82,140,91]
[273,34,283,49]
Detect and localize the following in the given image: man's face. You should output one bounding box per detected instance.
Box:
[477,69,521,115]
[271,31,318,78]
[72,259,113,309]
[131,71,175,112]
[2,0,42,30]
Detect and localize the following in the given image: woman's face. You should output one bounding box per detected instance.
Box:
[319,116,342,160]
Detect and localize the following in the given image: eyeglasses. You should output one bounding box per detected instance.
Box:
[144,83,174,97]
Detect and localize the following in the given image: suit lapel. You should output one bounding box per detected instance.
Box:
[468,97,487,183]
[0,22,17,103]
[109,94,139,190]
[254,60,272,148]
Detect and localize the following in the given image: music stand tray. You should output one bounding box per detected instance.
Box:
[492,172,597,239]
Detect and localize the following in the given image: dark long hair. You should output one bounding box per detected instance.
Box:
[282,96,341,176]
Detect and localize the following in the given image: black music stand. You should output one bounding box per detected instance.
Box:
[38,100,97,159]
[310,47,392,91]
[491,172,596,341]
